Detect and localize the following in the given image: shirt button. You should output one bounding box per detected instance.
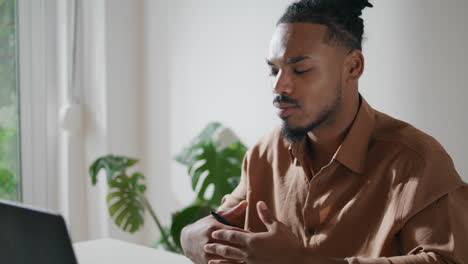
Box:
[308,227,315,235]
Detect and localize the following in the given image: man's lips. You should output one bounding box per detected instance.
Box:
[273,102,299,118]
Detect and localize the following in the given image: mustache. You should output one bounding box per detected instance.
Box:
[273,94,300,106]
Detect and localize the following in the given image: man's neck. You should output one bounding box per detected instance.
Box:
[306,94,361,167]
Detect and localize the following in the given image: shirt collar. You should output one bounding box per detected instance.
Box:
[288,94,376,174]
[334,95,375,174]
[288,142,303,166]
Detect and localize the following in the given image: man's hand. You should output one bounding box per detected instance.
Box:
[203,201,318,264]
[180,200,249,264]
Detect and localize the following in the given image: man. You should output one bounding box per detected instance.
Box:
[181,0,468,264]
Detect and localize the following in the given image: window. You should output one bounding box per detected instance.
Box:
[1,0,60,207]
[0,0,21,202]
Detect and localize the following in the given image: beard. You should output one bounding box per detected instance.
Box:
[280,87,342,143]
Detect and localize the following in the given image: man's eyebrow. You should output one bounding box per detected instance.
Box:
[266,56,313,66]
[285,56,313,65]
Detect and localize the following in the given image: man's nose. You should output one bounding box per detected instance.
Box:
[273,70,293,95]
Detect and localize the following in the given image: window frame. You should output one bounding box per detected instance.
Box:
[17,0,59,209]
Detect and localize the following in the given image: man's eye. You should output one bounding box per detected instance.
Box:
[269,70,279,77]
[294,69,310,75]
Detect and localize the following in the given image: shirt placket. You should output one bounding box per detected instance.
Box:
[301,160,336,245]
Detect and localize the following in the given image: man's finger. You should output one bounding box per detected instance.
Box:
[204,243,246,261]
[217,200,248,219]
[206,253,244,264]
[211,229,251,247]
[256,201,277,232]
[208,260,244,264]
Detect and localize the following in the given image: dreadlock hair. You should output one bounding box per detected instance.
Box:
[277,0,373,51]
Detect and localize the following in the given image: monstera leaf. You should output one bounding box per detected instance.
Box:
[175,122,222,166]
[89,155,178,252]
[175,122,247,206]
[106,172,146,233]
[89,155,138,185]
[89,156,145,233]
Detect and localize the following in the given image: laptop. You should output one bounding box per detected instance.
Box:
[0,200,78,264]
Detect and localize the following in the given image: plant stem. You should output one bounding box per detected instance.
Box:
[140,194,179,253]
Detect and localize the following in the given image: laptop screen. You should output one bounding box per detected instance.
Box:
[0,200,78,264]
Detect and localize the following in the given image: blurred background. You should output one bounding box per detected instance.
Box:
[1,0,467,248]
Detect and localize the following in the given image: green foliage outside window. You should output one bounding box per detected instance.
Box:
[0,0,20,201]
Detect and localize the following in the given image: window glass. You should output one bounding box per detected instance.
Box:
[0,0,21,202]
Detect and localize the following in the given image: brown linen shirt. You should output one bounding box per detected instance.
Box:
[218,95,468,264]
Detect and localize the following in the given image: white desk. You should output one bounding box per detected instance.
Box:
[74,238,193,264]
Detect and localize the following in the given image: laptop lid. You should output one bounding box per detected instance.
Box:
[0,200,78,264]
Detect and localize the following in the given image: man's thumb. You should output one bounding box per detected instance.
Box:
[257,201,277,231]
[217,200,248,219]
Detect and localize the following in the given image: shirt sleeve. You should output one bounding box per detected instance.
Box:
[346,149,468,264]
[346,186,468,264]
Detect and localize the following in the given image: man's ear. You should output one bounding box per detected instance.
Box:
[344,49,365,82]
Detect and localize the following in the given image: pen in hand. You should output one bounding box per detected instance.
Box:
[210,210,240,228]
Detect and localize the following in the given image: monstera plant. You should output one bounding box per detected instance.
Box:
[89,122,247,253]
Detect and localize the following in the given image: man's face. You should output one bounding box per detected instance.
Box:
[267,23,345,141]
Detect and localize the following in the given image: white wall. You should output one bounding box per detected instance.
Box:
[105,0,146,244]
[361,0,468,178]
[138,0,468,245]
[166,0,286,205]
[141,0,175,246]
